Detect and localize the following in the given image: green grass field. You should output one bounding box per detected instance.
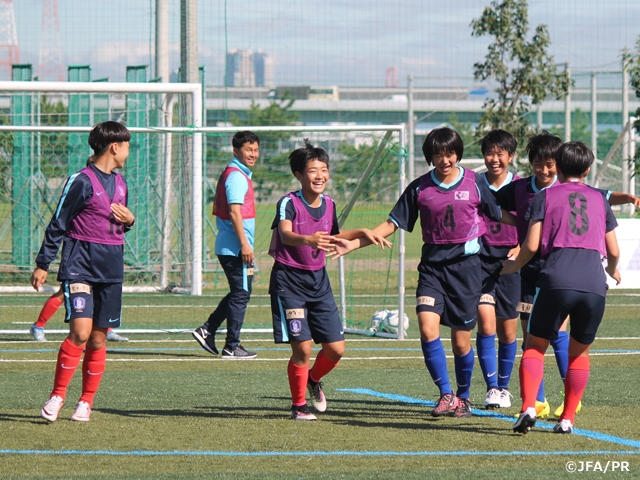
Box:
[0,292,639,478]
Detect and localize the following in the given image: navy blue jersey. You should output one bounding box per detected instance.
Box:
[389,168,502,263]
[528,188,617,296]
[35,164,131,283]
[269,192,339,301]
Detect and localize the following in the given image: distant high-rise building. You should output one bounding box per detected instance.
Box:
[226,49,254,87]
[253,51,273,87]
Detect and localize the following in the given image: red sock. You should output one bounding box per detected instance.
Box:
[519,348,545,412]
[309,350,340,383]
[288,360,309,407]
[79,346,107,407]
[35,295,63,328]
[51,338,84,399]
[562,356,590,423]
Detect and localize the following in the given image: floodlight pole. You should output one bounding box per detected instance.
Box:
[407,74,415,181]
[564,64,572,142]
[590,72,598,183]
[398,125,407,340]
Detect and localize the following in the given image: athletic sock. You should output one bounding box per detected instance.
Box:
[551,331,569,382]
[420,338,452,396]
[454,347,474,399]
[287,359,309,407]
[79,345,106,407]
[51,338,84,399]
[497,340,517,389]
[476,334,498,389]
[519,348,545,412]
[35,295,63,328]
[562,356,590,423]
[309,350,339,384]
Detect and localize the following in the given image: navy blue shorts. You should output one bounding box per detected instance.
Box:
[479,256,521,320]
[519,261,543,321]
[271,294,344,344]
[416,255,481,331]
[62,281,122,329]
[529,288,605,344]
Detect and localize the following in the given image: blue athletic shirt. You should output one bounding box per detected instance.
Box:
[527,187,617,296]
[215,158,256,256]
[269,192,340,301]
[35,164,132,283]
[389,167,502,263]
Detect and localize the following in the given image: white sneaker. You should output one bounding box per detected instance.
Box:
[106,331,129,342]
[498,388,513,408]
[484,388,501,409]
[71,401,91,422]
[30,325,46,342]
[41,395,64,422]
[553,418,574,434]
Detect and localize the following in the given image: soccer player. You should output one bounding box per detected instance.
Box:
[32,121,135,422]
[30,287,128,342]
[503,141,620,434]
[476,129,520,409]
[339,127,514,418]
[270,139,389,420]
[193,131,260,359]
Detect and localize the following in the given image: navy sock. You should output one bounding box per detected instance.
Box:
[497,340,517,389]
[551,330,569,382]
[454,347,474,399]
[420,338,452,396]
[476,334,498,389]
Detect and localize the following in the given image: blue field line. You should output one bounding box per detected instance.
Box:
[1,449,639,457]
[338,388,640,450]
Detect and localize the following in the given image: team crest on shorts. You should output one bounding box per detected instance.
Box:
[73,297,86,311]
[289,319,302,336]
[454,191,469,201]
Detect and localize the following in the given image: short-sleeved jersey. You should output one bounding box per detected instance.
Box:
[214,158,256,256]
[35,164,131,283]
[269,192,340,301]
[389,167,502,263]
[528,185,617,296]
[480,171,519,260]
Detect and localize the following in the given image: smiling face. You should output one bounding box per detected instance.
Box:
[295,159,329,201]
[113,141,130,169]
[532,157,557,189]
[233,141,259,169]
[483,147,514,183]
[431,150,460,183]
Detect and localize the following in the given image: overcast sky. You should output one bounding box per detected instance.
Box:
[11,0,640,87]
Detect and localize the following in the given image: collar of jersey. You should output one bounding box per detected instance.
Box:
[296,190,324,208]
[530,174,557,193]
[230,157,252,178]
[430,166,464,190]
[483,171,513,192]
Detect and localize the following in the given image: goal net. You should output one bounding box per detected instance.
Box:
[0,81,408,337]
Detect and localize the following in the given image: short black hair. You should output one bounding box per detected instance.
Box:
[88,121,130,157]
[232,131,260,149]
[556,142,594,178]
[422,127,463,165]
[289,138,329,175]
[525,131,562,164]
[481,129,517,156]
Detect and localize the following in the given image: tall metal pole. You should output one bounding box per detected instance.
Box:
[180,0,198,84]
[564,64,571,142]
[397,125,407,340]
[590,72,598,183]
[622,58,630,205]
[407,74,415,181]
[536,104,543,131]
[156,0,169,83]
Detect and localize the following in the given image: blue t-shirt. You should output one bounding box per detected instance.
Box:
[527,187,617,296]
[215,158,256,256]
[269,192,340,301]
[389,168,502,263]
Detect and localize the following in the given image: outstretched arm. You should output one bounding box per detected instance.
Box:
[332,220,398,258]
[501,220,541,274]
[608,191,640,208]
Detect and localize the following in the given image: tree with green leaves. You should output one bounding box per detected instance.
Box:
[470,0,571,160]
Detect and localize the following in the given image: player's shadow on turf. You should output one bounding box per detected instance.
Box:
[0,412,49,424]
[105,349,204,358]
[97,405,288,420]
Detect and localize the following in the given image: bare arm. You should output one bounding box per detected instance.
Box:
[500,209,517,226]
[333,220,398,258]
[277,219,336,251]
[604,229,621,284]
[501,220,541,274]
[229,203,253,265]
[608,191,640,208]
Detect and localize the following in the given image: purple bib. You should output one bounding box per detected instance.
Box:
[268,192,334,271]
[482,173,519,247]
[514,177,558,245]
[418,168,486,244]
[67,166,127,245]
[541,182,606,258]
